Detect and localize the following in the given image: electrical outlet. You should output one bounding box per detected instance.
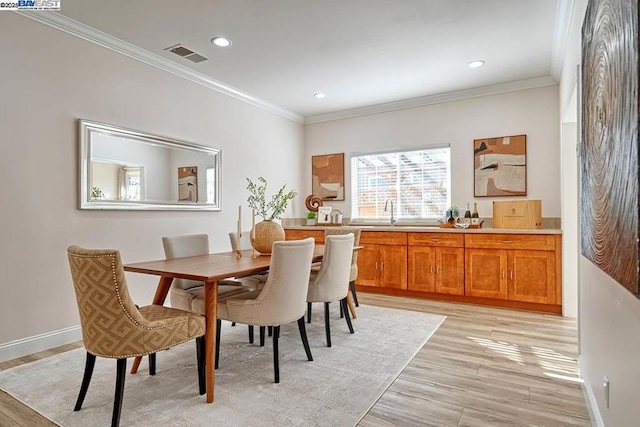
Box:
[603,376,610,409]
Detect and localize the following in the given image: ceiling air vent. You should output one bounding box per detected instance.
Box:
[165,44,208,64]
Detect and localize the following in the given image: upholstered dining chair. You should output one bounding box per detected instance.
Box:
[326,227,361,306]
[163,234,252,312]
[306,234,355,347]
[163,233,254,342]
[215,238,315,383]
[308,227,361,322]
[67,245,206,427]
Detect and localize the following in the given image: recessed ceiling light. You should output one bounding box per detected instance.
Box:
[468,60,485,68]
[314,92,326,99]
[211,37,232,47]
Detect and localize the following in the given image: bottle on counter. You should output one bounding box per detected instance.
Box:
[471,202,480,225]
[464,203,472,224]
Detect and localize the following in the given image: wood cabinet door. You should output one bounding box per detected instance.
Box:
[508,250,556,304]
[465,248,507,299]
[408,246,435,292]
[356,244,380,287]
[380,245,408,289]
[436,247,464,295]
[285,229,325,243]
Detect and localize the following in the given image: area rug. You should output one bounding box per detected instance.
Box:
[0,305,445,427]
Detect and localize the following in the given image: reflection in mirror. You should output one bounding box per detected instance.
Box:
[79,120,221,210]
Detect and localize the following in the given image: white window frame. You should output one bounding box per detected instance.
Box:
[350,145,451,224]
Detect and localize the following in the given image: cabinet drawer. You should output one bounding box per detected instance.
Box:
[408,232,464,247]
[285,229,325,243]
[360,231,407,245]
[464,233,555,251]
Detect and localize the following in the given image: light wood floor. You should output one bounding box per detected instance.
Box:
[0,294,590,427]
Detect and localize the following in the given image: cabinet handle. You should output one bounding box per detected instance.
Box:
[436,265,441,275]
[381,262,384,270]
[375,262,378,270]
[502,270,506,279]
[430,238,440,242]
[430,265,434,274]
[501,240,513,244]
[510,271,514,280]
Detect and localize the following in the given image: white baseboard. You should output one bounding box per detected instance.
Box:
[579,356,605,427]
[0,326,82,364]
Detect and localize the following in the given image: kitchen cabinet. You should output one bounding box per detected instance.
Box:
[284,229,325,243]
[356,232,407,289]
[464,234,558,305]
[285,227,562,314]
[408,233,464,295]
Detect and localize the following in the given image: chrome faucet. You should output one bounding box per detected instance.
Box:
[384,199,396,226]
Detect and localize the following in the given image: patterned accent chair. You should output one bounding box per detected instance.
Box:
[306,234,355,347]
[67,246,206,427]
[215,238,315,383]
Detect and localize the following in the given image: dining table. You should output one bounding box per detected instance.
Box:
[122,245,326,403]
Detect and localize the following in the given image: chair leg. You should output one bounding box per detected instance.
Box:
[149,353,156,376]
[112,358,127,427]
[350,280,359,307]
[268,326,273,337]
[297,317,313,361]
[215,319,221,370]
[248,325,254,344]
[231,322,236,326]
[74,352,96,411]
[307,302,312,323]
[339,302,344,318]
[273,325,281,383]
[324,302,332,347]
[196,336,206,395]
[260,326,266,347]
[342,298,355,334]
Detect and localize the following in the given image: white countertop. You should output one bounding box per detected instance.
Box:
[285,225,562,235]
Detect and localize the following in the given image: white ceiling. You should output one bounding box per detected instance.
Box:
[55,0,563,120]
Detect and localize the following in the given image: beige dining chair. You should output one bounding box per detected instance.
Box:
[215,238,315,383]
[162,234,253,312]
[308,227,361,322]
[306,234,355,347]
[162,234,254,343]
[67,246,206,427]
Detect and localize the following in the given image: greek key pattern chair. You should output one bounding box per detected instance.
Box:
[67,245,206,427]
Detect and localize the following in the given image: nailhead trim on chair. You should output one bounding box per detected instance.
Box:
[70,251,203,359]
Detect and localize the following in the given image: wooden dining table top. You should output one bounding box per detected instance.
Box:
[123,246,326,282]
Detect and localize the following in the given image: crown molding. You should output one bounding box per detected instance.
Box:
[551,0,575,80]
[305,76,559,125]
[14,11,305,124]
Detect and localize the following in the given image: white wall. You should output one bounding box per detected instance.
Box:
[304,85,561,220]
[0,13,304,351]
[558,0,640,425]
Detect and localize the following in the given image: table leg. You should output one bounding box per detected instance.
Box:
[347,292,357,319]
[130,276,173,374]
[204,280,219,403]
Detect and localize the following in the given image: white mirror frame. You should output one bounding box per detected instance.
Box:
[79,119,222,211]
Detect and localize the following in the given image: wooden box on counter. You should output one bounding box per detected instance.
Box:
[493,200,542,229]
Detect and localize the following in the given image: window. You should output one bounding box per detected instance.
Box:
[117,166,144,201]
[350,146,450,221]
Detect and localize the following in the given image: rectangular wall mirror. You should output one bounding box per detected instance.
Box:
[79,119,221,211]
